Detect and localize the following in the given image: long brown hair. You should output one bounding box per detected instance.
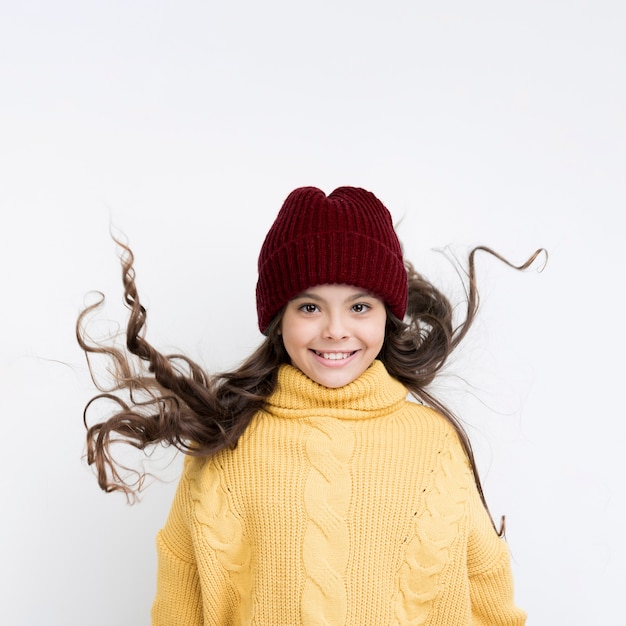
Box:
[78,238,545,530]
[381,247,545,533]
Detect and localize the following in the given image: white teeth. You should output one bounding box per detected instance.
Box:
[316,351,353,360]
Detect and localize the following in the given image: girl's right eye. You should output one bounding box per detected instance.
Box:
[299,303,319,314]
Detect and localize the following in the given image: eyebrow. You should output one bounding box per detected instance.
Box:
[292,291,377,302]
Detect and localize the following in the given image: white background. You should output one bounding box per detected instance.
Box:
[1,1,624,624]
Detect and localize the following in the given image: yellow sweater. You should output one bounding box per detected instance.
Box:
[152,361,526,625]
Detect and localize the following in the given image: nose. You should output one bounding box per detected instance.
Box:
[323,311,349,340]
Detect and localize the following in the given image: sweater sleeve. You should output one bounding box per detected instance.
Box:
[467,485,527,625]
[151,468,204,626]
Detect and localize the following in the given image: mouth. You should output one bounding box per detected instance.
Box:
[312,350,358,361]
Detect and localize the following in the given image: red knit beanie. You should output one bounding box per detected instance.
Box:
[256,186,407,333]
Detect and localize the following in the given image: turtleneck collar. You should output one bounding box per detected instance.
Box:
[263,360,409,420]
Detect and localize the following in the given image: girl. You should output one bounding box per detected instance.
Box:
[78,186,542,625]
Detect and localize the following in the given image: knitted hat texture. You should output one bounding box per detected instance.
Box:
[256,186,407,333]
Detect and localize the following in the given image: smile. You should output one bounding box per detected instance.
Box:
[313,350,357,360]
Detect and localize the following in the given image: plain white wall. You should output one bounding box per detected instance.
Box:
[1,1,624,624]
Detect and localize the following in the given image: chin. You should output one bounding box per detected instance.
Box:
[300,361,372,388]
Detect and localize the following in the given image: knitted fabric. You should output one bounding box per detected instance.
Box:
[255,186,408,333]
[152,362,526,625]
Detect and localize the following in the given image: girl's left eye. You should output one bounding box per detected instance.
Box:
[299,303,319,313]
[351,303,371,313]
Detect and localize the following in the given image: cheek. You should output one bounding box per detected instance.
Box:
[367,314,388,349]
[372,331,386,354]
[280,315,312,350]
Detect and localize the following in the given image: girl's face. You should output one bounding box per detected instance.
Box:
[280,284,387,388]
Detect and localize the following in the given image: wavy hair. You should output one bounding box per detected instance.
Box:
[77,239,545,531]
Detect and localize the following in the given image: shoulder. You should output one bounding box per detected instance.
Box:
[402,398,464,439]
[398,398,472,467]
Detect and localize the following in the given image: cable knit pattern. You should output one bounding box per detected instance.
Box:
[393,427,471,624]
[302,418,354,624]
[187,457,254,623]
[152,361,526,626]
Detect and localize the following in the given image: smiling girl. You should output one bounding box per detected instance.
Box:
[78,186,542,625]
[280,285,387,389]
